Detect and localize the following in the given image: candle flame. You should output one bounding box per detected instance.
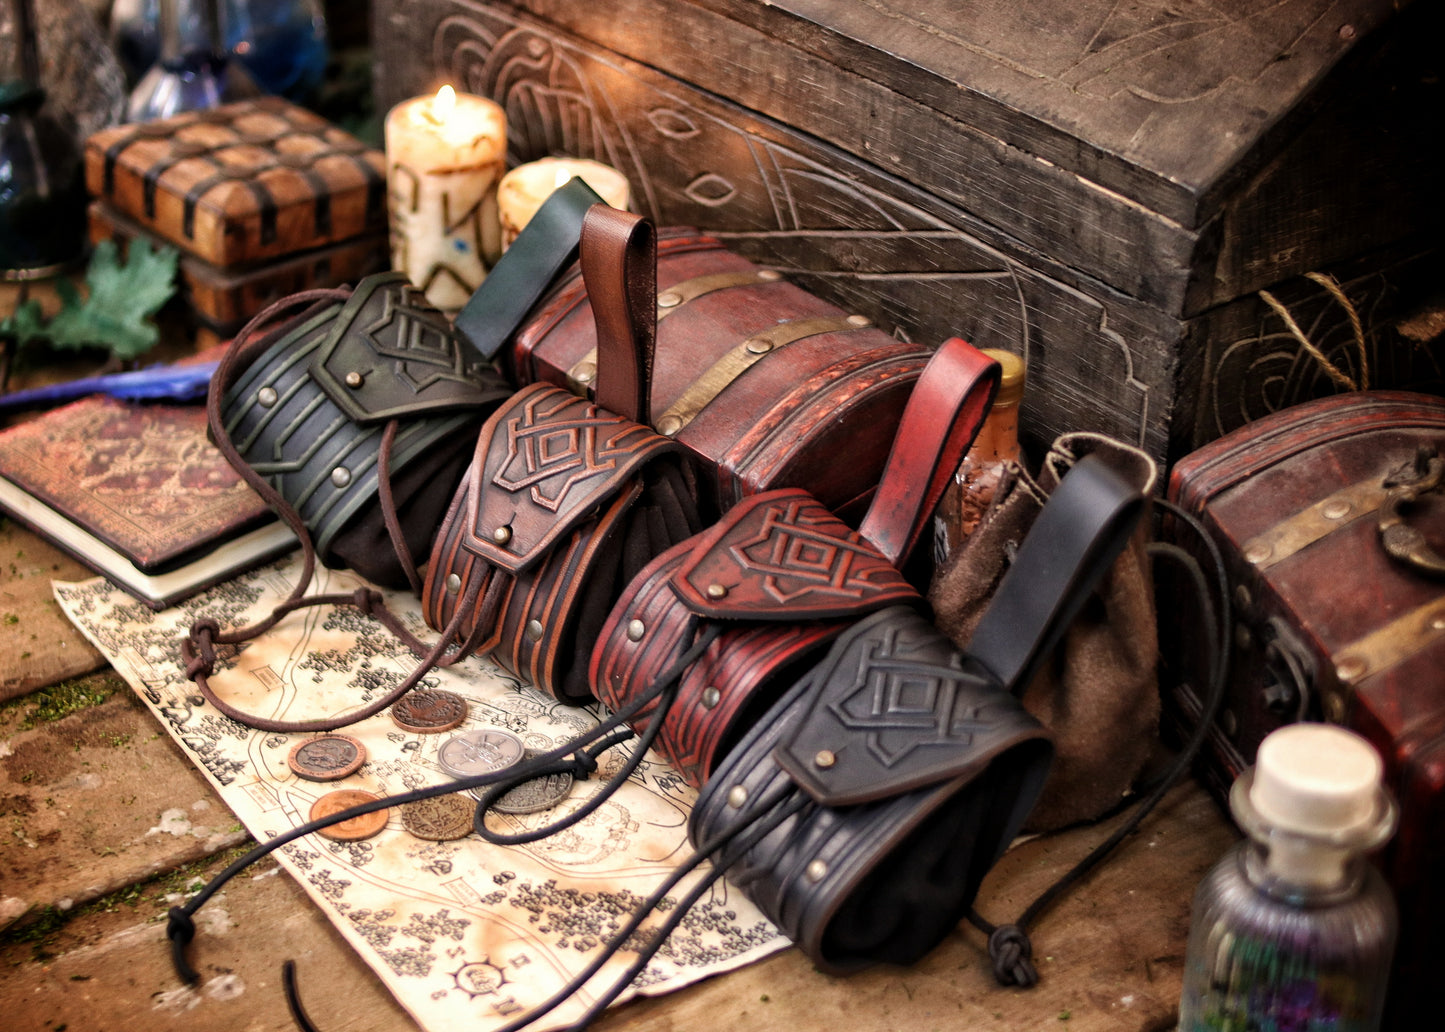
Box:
[432,84,457,124]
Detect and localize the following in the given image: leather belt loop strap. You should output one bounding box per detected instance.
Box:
[857,338,1000,569]
[967,452,1147,692]
[452,176,604,362]
[582,206,657,427]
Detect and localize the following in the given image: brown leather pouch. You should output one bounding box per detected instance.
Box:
[422,207,703,703]
[591,338,1002,784]
[929,432,1161,831]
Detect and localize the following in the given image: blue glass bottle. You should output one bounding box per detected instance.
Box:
[125,0,261,123]
[1177,724,1398,1032]
[112,0,328,103]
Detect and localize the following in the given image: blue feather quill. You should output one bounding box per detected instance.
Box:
[0,360,219,414]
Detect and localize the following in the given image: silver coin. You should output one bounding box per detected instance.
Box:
[484,769,575,815]
[437,728,526,779]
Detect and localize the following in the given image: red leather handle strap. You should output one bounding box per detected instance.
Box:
[857,338,1001,568]
[582,206,656,426]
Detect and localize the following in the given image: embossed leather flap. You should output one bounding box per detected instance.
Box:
[669,489,917,621]
[775,607,1051,806]
[460,382,681,574]
[310,273,511,424]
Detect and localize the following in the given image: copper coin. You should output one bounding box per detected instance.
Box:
[391,689,469,734]
[438,728,526,779]
[487,769,575,815]
[287,734,366,781]
[401,794,476,841]
[309,790,389,841]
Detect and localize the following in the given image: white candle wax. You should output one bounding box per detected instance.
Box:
[384,86,507,311]
[497,157,632,250]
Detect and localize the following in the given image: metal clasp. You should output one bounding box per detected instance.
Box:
[1378,445,1445,577]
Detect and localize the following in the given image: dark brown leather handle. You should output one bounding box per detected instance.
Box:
[857,338,1001,569]
[581,206,656,426]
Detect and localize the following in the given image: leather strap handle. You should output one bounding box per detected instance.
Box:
[857,338,1000,569]
[968,453,1146,692]
[581,206,656,426]
[453,176,603,361]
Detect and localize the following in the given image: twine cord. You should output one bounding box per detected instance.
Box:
[1258,271,1370,392]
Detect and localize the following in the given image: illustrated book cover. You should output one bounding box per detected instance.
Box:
[0,394,295,608]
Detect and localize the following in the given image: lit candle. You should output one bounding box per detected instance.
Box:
[384,85,507,311]
[496,157,631,250]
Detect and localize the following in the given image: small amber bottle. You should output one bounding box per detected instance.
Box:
[932,348,1025,564]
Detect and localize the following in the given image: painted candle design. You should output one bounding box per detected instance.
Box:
[385,85,506,312]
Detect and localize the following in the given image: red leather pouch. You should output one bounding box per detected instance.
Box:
[591,337,1001,785]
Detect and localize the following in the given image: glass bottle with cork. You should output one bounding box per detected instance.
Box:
[933,347,1025,565]
[1177,722,1398,1032]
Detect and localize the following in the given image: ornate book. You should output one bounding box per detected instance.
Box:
[0,395,294,608]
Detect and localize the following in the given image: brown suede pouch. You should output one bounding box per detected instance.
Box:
[928,432,1159,832]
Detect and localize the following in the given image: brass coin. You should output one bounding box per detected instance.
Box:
[487,769,575,815]
[391,689,469,734]
[287,734,366,782]
[401,794,476,841]
[309,789,389,841]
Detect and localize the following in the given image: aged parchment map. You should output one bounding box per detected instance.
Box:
[55,556,784,1031]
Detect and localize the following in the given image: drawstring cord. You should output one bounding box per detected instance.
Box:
[165,625,724,988]
[968,498,1231,987]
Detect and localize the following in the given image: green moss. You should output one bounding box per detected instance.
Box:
[0,673,125,731]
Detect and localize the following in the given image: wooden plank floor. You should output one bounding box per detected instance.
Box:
[0,523,1238,1031]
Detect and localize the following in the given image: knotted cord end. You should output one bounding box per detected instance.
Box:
[166,906,200,985]
[987,923,1039,988]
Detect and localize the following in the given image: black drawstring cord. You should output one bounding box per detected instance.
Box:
[167,625,722,988]
[969,498,1232,987]
[469,621,720,845]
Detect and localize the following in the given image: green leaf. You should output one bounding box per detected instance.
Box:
[46,239,180,360]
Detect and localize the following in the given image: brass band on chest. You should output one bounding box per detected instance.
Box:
[652,314,871,437]
[1240,477,1387,570]
[565,268,783,390]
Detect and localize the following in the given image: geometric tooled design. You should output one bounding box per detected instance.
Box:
[359,283,486,395]
[491,390,646,512]
[730,497,894,605]
[827,624,992,770]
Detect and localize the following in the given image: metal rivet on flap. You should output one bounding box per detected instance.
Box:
[846,314,871,328]
[758,270,782,282]
[344,371,364,388]
[745,338,773,355]
[445,573,461,595]
[330,467,352,488]
[727,785,747,808]
[626,619,645,642]
[657,415,683,437]
[574,363,597,384]
[805,860,828,883]
[1336,656,1368,683]
[701,687,721,709]
[1322,498,1351,520]
[657,291,682,308]
[1244,541,1272,565]
[706,583,728,600]
[257,386,278,407]
[492,526,512,546]
[814,750,837,770]
[525,619,543,643]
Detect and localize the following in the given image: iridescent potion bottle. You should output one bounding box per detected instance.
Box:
[1177,723,1398,1032]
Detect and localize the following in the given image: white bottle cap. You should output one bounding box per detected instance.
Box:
[1250,723,1383,839]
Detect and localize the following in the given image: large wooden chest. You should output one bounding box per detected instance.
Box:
[371,0,1442,466]
[1163,390,1445,1025]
